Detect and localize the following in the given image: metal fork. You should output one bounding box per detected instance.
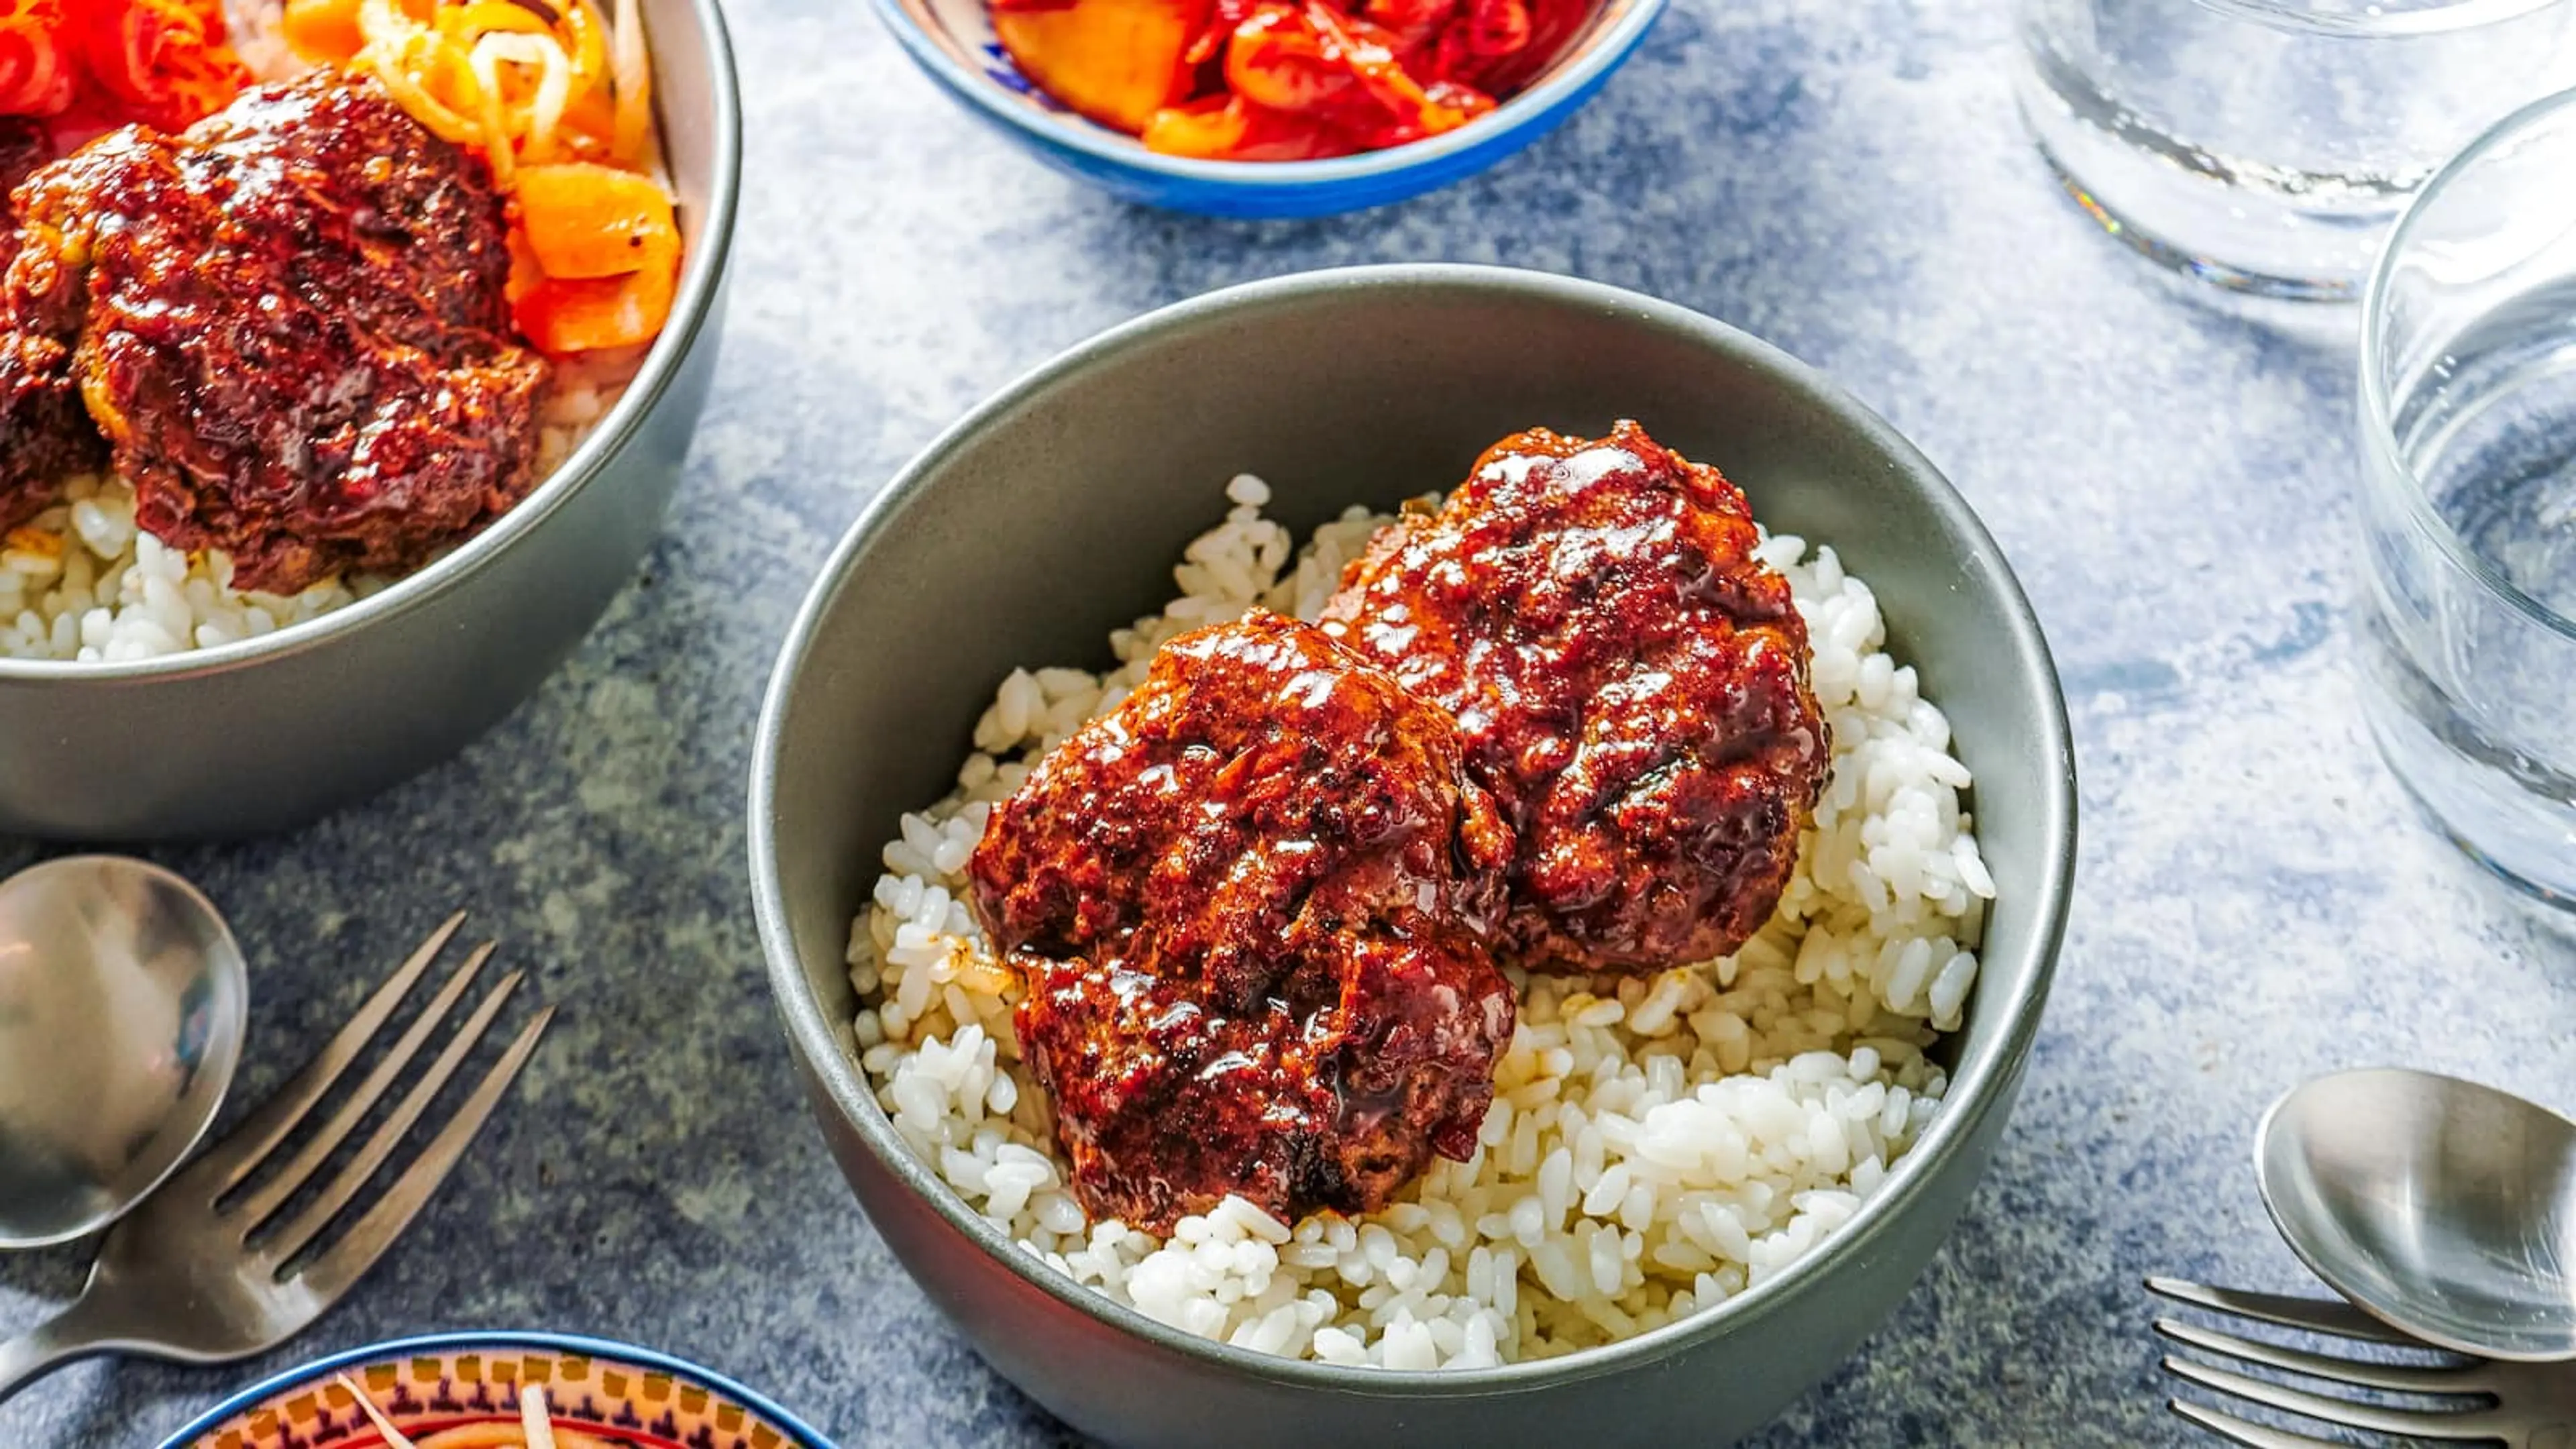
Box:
[0,912,551,1403]
[2150,1275,2576,1446]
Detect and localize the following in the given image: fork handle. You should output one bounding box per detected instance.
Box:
[0,1291,127,1405]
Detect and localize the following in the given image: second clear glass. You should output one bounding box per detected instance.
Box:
[2357,88,2576,905]
[2015,0,2576,301]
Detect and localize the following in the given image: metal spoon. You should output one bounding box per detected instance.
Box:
[2257,1066,2576,1361]
[0,856,247,1248]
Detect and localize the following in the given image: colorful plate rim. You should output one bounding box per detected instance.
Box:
[151,1331,841,1449]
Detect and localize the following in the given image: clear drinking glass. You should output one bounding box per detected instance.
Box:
[2015,0,2576,301]
[2357,90,2576,905]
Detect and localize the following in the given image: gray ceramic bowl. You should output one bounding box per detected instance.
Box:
[0,0,741,841]
[752,265,2076,1448]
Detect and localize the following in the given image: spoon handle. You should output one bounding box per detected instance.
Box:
[0,1291,123,1405]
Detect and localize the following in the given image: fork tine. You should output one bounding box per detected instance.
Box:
[2157,1316,2491,1396]
[258,971,525,1265]
[2167,1397,2351,1448]
[224,940,496,1225]
[2161,1355,2498,1440]
[289,1006,553,1303]
[189,911,468,1194]
[2145,1277,2416,1344]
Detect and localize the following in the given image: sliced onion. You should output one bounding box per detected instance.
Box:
[470,29,574,164]
[362,0,486,147]
[526,32,574,160]
[466,36,516,185]
[369,29,485,146]
[608,0,649,166]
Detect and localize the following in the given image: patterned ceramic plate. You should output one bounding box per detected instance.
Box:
[158,1333,837,1449]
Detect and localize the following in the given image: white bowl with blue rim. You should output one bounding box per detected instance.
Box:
[874,0,1666,216]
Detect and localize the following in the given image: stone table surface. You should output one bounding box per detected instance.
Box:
[10,0,2576,1444]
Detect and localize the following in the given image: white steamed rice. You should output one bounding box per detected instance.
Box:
[847,472,1994,1368]
[0,389,612,664]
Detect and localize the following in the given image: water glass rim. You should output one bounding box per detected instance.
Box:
[2199,0,2567,39]
[2359,83,2576,643]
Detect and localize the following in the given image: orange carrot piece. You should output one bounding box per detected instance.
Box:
[551,85,618,158]
[282,0,366,60]
[504,216,543,303]
[514,160,677,280]
[512,237,676,353]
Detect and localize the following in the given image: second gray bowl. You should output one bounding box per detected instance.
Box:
[753,264,2076,1447]
[0,0,741,841]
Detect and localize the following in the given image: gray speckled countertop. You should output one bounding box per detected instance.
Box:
[9,0,2575,1444]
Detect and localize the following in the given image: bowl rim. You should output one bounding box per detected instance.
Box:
[869,0,1666,191]
[749,262,2078,1394]
[150,1330,840,1449]
[0,0,745,684]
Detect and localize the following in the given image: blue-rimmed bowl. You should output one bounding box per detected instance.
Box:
[874,0,1664,215]
[157,1332,837,1449]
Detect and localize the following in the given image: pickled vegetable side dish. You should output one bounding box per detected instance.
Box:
[991,0,1595,160]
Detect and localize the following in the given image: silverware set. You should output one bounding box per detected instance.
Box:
[0,896,548,1403]
[2159,1067,2576,1446]
[2154,1278,2576,1447]
[5,891,2564,1436]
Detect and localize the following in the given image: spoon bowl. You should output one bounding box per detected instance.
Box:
[0,857,248,1248]
[2257,1066,2576,1361]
